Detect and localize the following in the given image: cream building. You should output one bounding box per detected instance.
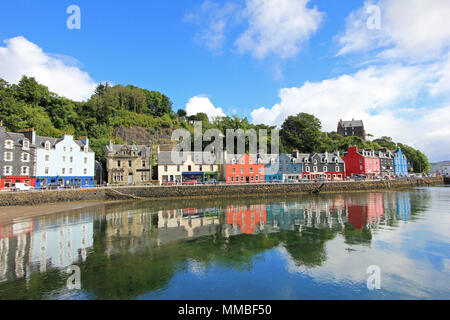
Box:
[157,150,220,184]
[105,142,152,185]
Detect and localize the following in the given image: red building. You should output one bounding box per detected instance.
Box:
[226,204,267,234]
[343,146,380,178]
[224,153,265,184]
[346,193,384,229]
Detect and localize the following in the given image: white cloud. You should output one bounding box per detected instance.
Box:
[337,0,450,61]
[185,0,239,54]
[0,36,97,101]
[186,0,324,60]
[235,0,324,59]
[185,96,226,120]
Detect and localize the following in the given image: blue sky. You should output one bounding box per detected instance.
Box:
[0,0,449,161]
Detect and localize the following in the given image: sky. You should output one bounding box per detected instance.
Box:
[0,0,449,162]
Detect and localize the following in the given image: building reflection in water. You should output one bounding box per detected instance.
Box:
[0,213,94,283]
[0,191,415,284]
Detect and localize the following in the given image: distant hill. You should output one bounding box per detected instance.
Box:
[430,161,450,169]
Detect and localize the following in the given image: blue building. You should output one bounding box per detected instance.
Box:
[393,148,408,176]
[265,153,303,182]
[397,193,411,221]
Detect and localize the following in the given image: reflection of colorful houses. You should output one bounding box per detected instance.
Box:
[266,204,305,231]
[226,204,267,234]
[397,193,411,221]
[346,193,384,229]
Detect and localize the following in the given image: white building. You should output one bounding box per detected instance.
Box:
[35,134,95,188]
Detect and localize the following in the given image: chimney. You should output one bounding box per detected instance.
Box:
[19,128,36,145]
[79,136,89,148]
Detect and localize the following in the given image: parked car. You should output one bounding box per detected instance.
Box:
[205,179,217,184]
[41,183,61,190]
[11,183,34,192]
[314,177,328,182]
[299,178,311,183]
[162,181,176,186]
[284,179,297,183]
[182,180,198,185]
[354,175,367,180]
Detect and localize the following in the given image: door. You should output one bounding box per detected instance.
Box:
[128,173,133,185]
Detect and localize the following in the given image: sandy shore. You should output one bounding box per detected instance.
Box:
[0,200,114,223]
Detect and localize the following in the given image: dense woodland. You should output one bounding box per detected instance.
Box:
[0,76,430,173]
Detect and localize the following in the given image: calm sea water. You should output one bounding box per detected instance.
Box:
[0,187,449,300]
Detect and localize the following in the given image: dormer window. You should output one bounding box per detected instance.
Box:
[23,139,29,150]
[292,158,297,164]
[45,141,51,150]
[232,158,237,164]
[4,140,13,149]
[304,157,308,163]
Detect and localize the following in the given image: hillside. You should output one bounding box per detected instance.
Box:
[0,76,431,173]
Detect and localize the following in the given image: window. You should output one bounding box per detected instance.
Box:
[69,168,73,174]
[241,176,244,182]
[4,140,13,149]
[118,160,121,167]
[21,153,30,162]
[62,156,66,163]
[128,160,132,167]
[335,166,339,172]
[62,168,66,174]
[241,168,244,174]
[324,166,328,172]
[21,166,29,175]
[84,157,87,164]
[45,155,50,161]
[231,176,234,182]
[164,165,168,172]
[306,166,310,172]
[199,165,203,171]
[63,147,66,152]
[232,168,236,174]
[251,176,254,181]
[3,166,12,175]
[84,146,88,153]
[4,152,13,161]
[70,156,73,163]
[250,168,253,174]
[177,165,180,172]
[256,176,259,181]
[258,167,262,173]
[23,139,29,150]
[293,167,297,173]
[45,141,50,150]
[210,165,214,171]
[188,165,192,171]
[142,160,146,167]
[70,147,73,152]
[313,166,318,172]
[45,167,49,174]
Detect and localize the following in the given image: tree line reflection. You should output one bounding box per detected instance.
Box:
[0,190,430,299]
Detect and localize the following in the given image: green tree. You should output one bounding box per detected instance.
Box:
[280,113,322,153]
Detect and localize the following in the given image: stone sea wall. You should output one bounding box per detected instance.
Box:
[0,176,443,207]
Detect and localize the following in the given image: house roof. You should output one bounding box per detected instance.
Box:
[158,151,218,165]
[339,120,364,128]
[105,143,150,156]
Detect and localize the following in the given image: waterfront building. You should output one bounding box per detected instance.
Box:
[157,150,220,184]
[265,152,304,182]
[35,133,95,188]
[337,119,366,141]
[393,147,409,176]
[105,142,151,185]
[223,153,265,184]
[343,146,381,178]
[0,124,37,190]
[433,165,450,176]
[300,152,346,181]
[375,149,395,177]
